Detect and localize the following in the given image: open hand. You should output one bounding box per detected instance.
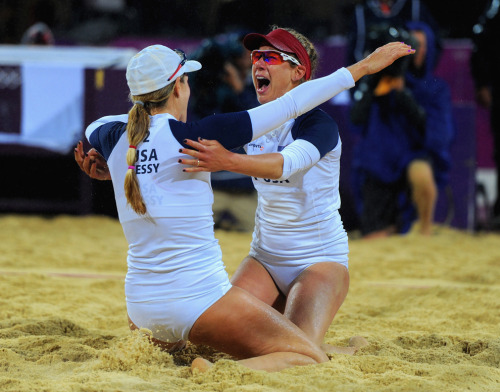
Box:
[178,138,234,173]
[347,42,415,82]
[74,141,111,180]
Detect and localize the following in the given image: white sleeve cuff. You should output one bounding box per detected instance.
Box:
[277,139,321,181]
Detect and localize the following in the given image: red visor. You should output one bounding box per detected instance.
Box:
[243,28,312,80]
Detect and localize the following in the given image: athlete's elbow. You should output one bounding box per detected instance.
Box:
[273,168,290,181]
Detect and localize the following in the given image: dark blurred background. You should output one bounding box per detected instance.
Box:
[0,0,491,45]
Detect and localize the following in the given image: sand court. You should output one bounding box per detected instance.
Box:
[0,214,499,391]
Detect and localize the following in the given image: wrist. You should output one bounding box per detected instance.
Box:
[226,151,242,173]
[347,61,369,83]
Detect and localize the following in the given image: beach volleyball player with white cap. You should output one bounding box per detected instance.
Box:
[76,41,414,372]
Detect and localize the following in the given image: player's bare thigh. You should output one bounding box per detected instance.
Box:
[188,286,327,362]
[230,255,285,311]
[287,262,350,315]
[285,262,349,343]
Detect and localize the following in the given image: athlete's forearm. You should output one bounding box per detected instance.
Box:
[224,152,284,180]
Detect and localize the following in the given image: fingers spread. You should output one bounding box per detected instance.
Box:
[82,156,93,175]
[181,158,207,173]
[180,148,197,158]
[90,161,98,178]
[87,149,100,158]
[197,138,215,146]
[74,142,85,171]
[184,138,203,151]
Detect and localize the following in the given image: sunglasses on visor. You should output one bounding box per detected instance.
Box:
[167,49,187,81]
[251,50,301,66]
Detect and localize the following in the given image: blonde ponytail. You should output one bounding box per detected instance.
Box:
[123,78,181,215]
[124,103,149,215]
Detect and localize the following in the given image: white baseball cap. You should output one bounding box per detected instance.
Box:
[126,45,202,96]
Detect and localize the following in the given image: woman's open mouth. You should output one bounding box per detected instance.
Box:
[256,76,270,94]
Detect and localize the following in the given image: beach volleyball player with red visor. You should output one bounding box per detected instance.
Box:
[182,26,374,355]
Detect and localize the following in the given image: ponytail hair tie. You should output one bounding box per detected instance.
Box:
[128,165,135,170]
[134,100,144,106]
[129,145,137,149]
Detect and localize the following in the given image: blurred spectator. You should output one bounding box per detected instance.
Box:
[62,0,138,45]
[20,22,54,45]
[349,23,455,237]
[470,0,500,229]
[189,32,258,119]
[189,32,260,231]
[346,0,442,67]
[20,0,56,45]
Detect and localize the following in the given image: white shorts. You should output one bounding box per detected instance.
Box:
[126,276,231,342]
[249,210,349,295]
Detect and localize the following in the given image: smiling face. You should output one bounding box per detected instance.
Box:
[252,45,304,104]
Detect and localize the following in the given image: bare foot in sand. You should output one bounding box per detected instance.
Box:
[349,335,369,352]
[191,357,213,373]
[322,336,369,355]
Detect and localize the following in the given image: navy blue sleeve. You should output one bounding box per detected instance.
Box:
[291,109,339,158]
[170,111,253,150]
[88,121,127,160]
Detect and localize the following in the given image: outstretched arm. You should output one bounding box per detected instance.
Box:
[247,42,415,140]
[180,138,284,178]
